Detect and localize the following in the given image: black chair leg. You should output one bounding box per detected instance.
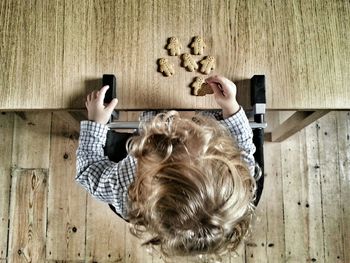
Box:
[253,127,265,206]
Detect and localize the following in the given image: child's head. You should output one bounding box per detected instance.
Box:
[127,111,256,258]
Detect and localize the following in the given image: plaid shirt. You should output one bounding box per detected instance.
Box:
[76,107,255,219]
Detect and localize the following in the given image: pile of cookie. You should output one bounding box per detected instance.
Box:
[157,36,215,96]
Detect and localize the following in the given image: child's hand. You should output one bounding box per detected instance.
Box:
[206,75,240,118]
[85,85,118,125]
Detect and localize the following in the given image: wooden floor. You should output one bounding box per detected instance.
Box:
[0,111,349,263]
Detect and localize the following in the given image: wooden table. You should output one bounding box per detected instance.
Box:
[0,0,349,140]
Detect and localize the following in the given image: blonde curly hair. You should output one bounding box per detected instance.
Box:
[127,111,256,259]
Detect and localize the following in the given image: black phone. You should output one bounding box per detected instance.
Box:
[102,74,117,104]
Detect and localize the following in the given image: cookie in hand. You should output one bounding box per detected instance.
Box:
[190,76,214,96]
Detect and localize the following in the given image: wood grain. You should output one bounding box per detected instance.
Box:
[245,192,268,262]
[12,112,52,169]
[125,230,153,263]
[8,168,48,263]
[85,197,126,262]
[336,112,350,263]
[6,111,51,262]
[263,112,285,262]
[280,113,328,263]
[0,113,14,259]
[304,122,325,262]
[281,125,308,261]
[46,113,86,261]
[317,113,344,262]
[56,112,81,133]
[0,0,64,110]
[0,0,349,110]
[230,244,245,263]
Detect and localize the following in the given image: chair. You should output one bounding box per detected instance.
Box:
[102,75,266,217]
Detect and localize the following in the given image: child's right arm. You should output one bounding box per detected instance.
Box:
[76,120,136,217]
[75,86,135,218]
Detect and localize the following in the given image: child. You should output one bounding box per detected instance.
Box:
[76,75,259,258]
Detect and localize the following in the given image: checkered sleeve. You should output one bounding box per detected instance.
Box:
[219,107,256,176]
[139,110,160,122]
[75,120,136,218]
[199,109,224,120]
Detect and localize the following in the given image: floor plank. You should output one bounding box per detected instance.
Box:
[304,122,325,262]
[46,113,86,261]
[8,168,48,262]
[0,113,14,259]
[336,111,350,263]
[317,113,344,262]
[230,243,245,263]
[12,112,51,169]
[7,111,51,262]
[281,125,309,261]
[85,197,126,262]
[125,230,153,263]
[264,112,285,262]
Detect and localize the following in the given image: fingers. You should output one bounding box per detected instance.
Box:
[92,91,99,99]
[206,77,227,95]
[206,75,230,87]
[206,75,223,84]
[105,98,119,111]
[207,82,225,97]
[98,85,110,102]
[206,75,235,96]
[87,91,98,101]
[86,85,109,105]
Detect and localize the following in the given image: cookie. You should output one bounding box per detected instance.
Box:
[197,83,214,96]
[190,76,214,96]
[158,58,175,77]
[166,37,182,56]
[182,53,198,72]
[199,56,215,75]
[190,36,206,55]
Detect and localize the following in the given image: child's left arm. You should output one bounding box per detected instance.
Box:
[219,108,256,175]
[206,76,256,176]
